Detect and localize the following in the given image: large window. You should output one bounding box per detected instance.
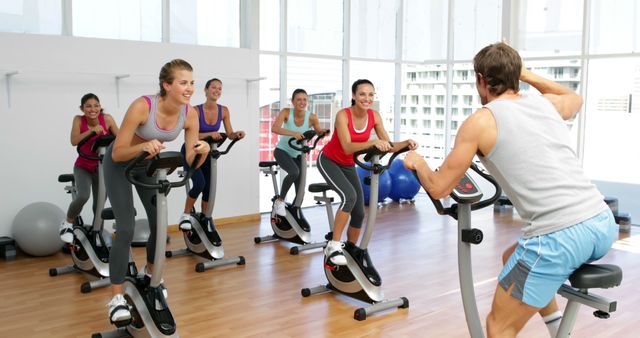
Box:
[350,60,396,137]
[73,0,161,42]
[402,0,447,62]
[590,0,640,54]
[400,63,447,162]
[350,0,398,60]
[286,56,342,146]
[258,54,281,212]
[170,0,239,47]
[286,56,342,106]
[287,0,343,56]
[453,0,501,60]
[449,63,479,150]
[259,0,279,51]
[258,55,281,163]
[516,0,583,57]
[0,0,61,35]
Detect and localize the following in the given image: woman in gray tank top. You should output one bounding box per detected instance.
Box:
[102,59,210,324]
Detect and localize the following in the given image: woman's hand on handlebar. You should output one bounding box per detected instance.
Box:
[293,132,305,140]
[193,140,210,155]
[141,139,165,159]
[373,140,393,152]
[406,139,418,151]
[203,132,223,141]
[230,131,246,140]
[91,125,105,135]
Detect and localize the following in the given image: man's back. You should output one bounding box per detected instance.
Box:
[478,94,607,237]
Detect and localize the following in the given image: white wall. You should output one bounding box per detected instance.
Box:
[0,32,260,237]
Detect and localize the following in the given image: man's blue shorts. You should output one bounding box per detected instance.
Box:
[499,209,618,308]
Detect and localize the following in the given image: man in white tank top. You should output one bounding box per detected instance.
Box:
[404,43,617,337]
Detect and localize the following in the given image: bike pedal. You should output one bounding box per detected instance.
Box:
[324,262,338,271]
[111,317,132,328]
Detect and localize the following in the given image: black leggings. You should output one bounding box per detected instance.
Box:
[66,166,99,222]
[274,148,302,200]
[181,144,212,202]
[104,144,158,285]
[317,152,365,228]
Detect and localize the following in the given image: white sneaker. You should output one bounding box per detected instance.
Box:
[59,221,73,244]
[178,213,192,231]
[324,240,347,267]
[274,199,287,216]
[107,294,131,324]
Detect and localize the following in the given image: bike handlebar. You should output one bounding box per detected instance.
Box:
[124,151,201,192]
[287,130,329,153]
[420,162,502,219]
[77,132,115,161]
[353,143,411,173]
[202,132,241,159]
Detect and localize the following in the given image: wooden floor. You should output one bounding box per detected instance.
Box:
[1,194,638,338]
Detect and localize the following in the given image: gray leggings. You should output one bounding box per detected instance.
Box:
[66,166,99,222]
[317,152,365,228]
[104,145,158,285]
[274,148,302,200]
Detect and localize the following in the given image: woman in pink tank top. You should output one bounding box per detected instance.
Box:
[59,93,119,243]
[103,59,210,325]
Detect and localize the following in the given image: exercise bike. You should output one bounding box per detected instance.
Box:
[423,163,622,338]
[302,144,410,321]
[254,130,332,255]
[49,132,115,294]
[93,151,199,338]
[166,133,246,272]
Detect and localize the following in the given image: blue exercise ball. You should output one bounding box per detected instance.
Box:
[388,158,406,176]
[388,159,421,201]
[356,164,392,205]
[12,201,65,256]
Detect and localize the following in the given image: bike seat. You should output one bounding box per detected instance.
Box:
[58,174,75,183]
[309,183,332,193]
[259,161,278,168]
[568,264,622,289]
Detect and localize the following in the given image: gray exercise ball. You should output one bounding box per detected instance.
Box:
[12,202,65,256]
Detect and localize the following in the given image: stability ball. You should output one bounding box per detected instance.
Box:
[12,202,65,256]
[388,159,421,201]
[356,165,391,205]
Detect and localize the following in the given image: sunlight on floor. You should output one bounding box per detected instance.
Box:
[613,234,640,254]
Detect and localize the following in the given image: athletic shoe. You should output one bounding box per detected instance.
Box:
[324,240,347,268]
[107,294,131,324]
[274,199,287,216]
[178,213,192,231]
[142,266,168,300]
[59,221,74,244]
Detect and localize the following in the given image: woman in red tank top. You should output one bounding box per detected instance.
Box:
[59,93,119,243]
[319,79,417,267]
